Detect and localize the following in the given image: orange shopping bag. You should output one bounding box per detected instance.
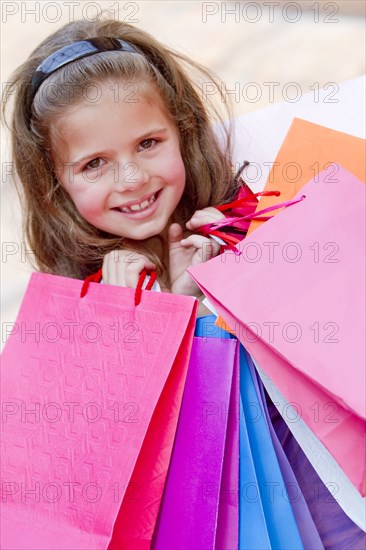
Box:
[248,117,366,234]
[216,118,366,332]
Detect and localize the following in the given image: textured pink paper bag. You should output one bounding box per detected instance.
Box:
[0,272,197,549]
[189,165,366,494]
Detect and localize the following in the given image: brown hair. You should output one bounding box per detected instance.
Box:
[3,15,243,281]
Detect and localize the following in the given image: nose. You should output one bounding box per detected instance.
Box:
[113,160,150,191]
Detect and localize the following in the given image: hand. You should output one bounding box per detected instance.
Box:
[168,206,225,296]
[102,249,156,288]
[185,206,226,232]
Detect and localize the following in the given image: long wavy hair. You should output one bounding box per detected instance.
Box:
[2,15,244,281]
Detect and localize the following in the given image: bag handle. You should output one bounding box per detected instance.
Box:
[134,269,157,306]
[80,268,103,297]
[80,267,157,306]
[215,190,280,212]
[202,193,306,254]
[206,193,306,233]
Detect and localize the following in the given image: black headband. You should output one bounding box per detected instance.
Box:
[30,37,140,101]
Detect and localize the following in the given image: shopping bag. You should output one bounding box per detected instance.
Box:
[256,359,366,533]
[262,369,366,548]
[244,352,324,548]
[0,272,197,549]
[188,166,366,494]
[152,334,239,549]
[194,318,318,548]
[217,118,366,330]
[248,117,366,234]
[239,347,304,549]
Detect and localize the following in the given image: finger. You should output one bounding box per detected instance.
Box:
[124,258,156,288]
[180,234,218,249]
[186,207,225,231]
[102,251,123,286]
[168,223,184,251]
[103,250,131,286]
[180,235,221,261]
[102,251,155,287]
[105,254,128,286]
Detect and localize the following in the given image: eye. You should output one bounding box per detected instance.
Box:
[138,138,157,151]
[84,158,104,170]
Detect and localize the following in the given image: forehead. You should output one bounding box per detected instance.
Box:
[49,79,176,163]
[50,79,172,139]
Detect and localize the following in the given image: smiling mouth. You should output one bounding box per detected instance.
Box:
[113,190,161,213]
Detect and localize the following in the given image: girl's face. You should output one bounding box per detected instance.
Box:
[52,81,186,241]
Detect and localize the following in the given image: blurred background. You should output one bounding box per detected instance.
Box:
[1,0,365,347]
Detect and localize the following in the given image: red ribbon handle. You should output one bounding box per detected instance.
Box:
[80,268,103,298]
[134,269,157,306]
[80,267,157,306]
[214,190,281,212]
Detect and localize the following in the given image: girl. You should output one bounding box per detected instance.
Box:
[3,16,246,312]
[4,15,366,550]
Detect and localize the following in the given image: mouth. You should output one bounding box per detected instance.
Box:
[112,190,162,218]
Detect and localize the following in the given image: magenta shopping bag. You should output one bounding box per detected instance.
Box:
[189,165,366,495]
[153,336,239,549]
[1,272,197,549]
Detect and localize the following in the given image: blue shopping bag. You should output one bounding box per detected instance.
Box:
[239,346,304,549]
[195,316,304,549]
[246,352,323,549]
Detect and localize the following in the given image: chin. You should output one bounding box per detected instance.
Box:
[102,218,168,242]
[138,222,168,241]
[125,229,161,242]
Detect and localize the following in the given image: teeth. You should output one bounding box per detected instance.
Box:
[130,199,149,211]
[119,193,157,213]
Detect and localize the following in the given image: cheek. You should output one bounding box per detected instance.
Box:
[162,153,186,189]
[68,185,105,219]
[175,161,187,195]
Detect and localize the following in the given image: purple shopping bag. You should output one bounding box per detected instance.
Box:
[152,337,239,549]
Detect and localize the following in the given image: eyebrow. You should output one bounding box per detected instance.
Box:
[69,128,168,165]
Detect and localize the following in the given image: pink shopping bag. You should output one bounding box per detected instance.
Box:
[1,272,197,549]
[189,165,366,495]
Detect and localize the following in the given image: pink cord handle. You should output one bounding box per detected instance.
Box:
[199,195,306,235]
